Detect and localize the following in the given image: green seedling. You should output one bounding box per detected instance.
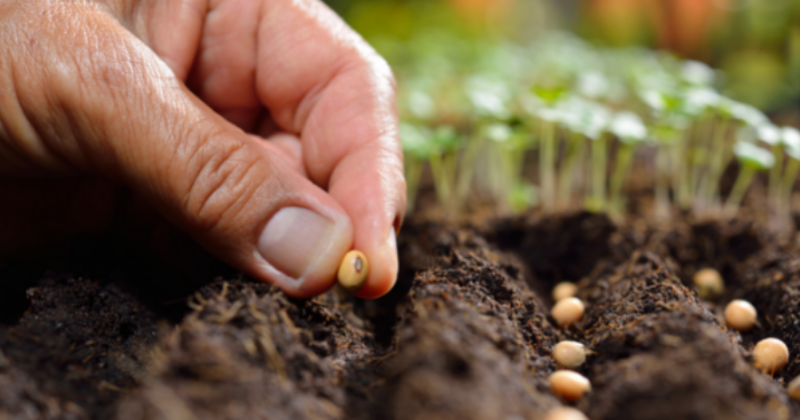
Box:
[525,83,573,212]
[723,141,775,219]
[535,107,562,211]
[557,98,611,211]
[394,31,780,222]
[609,111,648,217]
[482,123,532,213]
[699,99,768,213]
[457,76,516,207]
[427,125,462,215]
[680,87,720,209]
[554,98,590,209]
[400,123,434,215]
[643,92,692,218]
[756,124,783,217]
[555,128,587,210]
[779,127,800,226]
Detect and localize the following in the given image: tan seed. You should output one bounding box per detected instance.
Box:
[787,375,800,400]
[548,370,591,402]
[753,338,789,375]
[552,282,578,302]
[693,268,724,299]
[553,341,586,369]
[724,300,757,332]
[337,250,369,293]
[543,406,589,420]
[552,297,585,327]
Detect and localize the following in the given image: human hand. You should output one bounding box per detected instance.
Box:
[0,0,405,299]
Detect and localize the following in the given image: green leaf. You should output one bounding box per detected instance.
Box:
[485,123,513,143]
[733,141,775,170]
[611,112,648,143]
[757,124,781,146]
[400,123,433,160]
[782,127,800,160]
[681,61,716,86]
[431,125,461,152]
[531,85,569,106]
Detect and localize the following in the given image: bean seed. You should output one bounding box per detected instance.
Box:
[753,338,789,375]
[337,250,369,293]
[724,300,757,332]
[548,370,591,401]
[553,341,586,369]
[552,282,578,302]
[552,297,585,327]
[543,406,589,420]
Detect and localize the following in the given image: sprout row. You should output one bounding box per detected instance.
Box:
[397,32,800,225]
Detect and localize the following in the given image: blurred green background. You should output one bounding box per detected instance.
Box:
[325,0,800,115]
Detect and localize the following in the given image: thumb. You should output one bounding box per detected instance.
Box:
[4,5,352,297]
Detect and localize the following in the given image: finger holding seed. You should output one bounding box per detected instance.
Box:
[753,338,789,375]
[543,406,589,420]
[553,282,578,302]
[337,250,369,293]
[552,297,585,327]
[553,341,587,369]
[724,299,757,332]
[549,370,591,402]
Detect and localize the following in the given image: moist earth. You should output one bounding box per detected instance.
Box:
[1,212,800,419]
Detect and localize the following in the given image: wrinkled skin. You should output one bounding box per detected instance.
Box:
[0,0,405,299]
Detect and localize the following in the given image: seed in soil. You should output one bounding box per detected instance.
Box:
[788,375,800,400]
[753,338,789,375]
[693,268,724,299]
[337,250,369,292]
[724,299,757,332]
[548,370,591,402]
[551,297,584,327]
[553,341,586,369]
[552,282,578,302]
[543,406,589,420]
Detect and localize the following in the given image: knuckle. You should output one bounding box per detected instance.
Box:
[178,131,268,233]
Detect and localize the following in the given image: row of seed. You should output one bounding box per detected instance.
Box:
[541,268,800,420]
[542,285,590,420]
[694,268,798,388]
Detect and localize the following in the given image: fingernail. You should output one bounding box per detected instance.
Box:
[258,207,340,280]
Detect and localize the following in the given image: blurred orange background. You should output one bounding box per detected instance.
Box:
[326,0,800,115]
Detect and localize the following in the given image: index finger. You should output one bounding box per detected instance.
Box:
[255,0,405,298]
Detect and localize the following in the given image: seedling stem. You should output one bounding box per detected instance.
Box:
[609,143,635,217]
[588,134,607,211]
[723,165,756,219]
[557,132,586,209]
[540,120,557,210]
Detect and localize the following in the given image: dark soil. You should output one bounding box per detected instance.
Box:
[2,210,800,420]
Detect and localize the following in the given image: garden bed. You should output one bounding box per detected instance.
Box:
[2,207,800,420]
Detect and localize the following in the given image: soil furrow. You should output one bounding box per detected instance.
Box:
[115,280,379,420]
[367,224,562,420]
[737,248,800,384]
[575,252,790,420]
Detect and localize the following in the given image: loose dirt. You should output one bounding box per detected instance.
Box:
[2,211,800,419]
